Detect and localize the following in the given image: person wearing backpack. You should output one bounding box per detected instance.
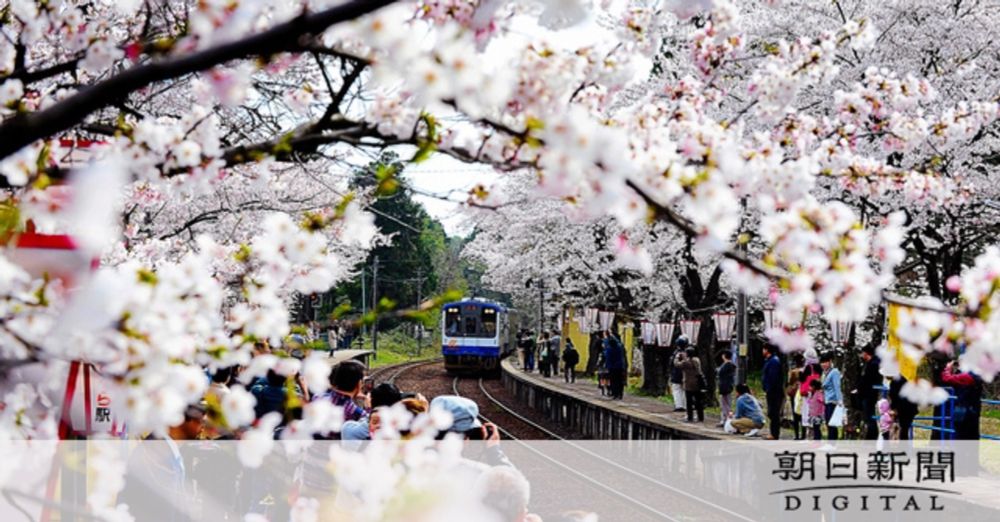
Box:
[562,339,580,383]
[548,332,562,377]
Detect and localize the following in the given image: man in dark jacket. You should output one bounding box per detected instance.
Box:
[761,345,784,440]
[888,374,918,440]
[856,344,882,440]
[940,361,983,440]
[562,339,580,383]
[717,351,737,426]
[251,370,288,420]
[940,361,984,475]
[602,331,626,400]
[522,331,536,372]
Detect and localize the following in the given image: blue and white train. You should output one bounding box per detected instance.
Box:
[441,298,511,374]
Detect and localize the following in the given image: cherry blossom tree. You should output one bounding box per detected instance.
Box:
[0,0,998,517]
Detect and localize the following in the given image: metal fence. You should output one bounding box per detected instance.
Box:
[875,385,999,440]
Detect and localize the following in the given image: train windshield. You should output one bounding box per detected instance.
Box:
[481,308,497,336]
[443,304,501,338]
[444,307,461,336]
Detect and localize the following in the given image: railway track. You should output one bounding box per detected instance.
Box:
[366,363,755,520]
[452,375,756,522]
[368,357,442,386]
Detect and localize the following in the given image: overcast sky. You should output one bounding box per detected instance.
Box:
[395,9,627,237]
[403,154,500,237]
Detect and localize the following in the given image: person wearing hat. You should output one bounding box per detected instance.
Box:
[431,395,512,468]
[676,347,706,423]
[602,330,627,400]
[802,347,819,366]
[670,336,689,412]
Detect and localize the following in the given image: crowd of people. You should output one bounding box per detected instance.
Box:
[514,326,989,444]
[117,339,604,522]
[125,326,992,520]
[721,343,986,444]
[515,329,625,400]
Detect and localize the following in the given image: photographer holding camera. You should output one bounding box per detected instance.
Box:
[432,395,512,468]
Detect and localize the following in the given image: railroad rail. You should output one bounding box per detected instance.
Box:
[368,357,442,385]
[452,376,753,522]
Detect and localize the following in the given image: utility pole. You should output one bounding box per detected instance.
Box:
[737,197,749,384]
[360,267,367,340]
[415,268,423,357]
[538,278,545,334]
[372,256,379,358]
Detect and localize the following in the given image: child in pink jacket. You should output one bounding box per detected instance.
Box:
[807,379,825,440]
[877,397,894,440]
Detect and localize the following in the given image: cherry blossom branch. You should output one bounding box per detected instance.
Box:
[317,54,368,123]
[623,178,786,280]
[156,199,313,241]
[880,292,965,317]
[0,57,82,84]
[0,0,398,160]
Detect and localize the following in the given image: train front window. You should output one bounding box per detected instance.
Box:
[445,308,461,336]
[464,316,478,336]
[481,308,497,337]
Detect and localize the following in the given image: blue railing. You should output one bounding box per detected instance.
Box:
[874,385,1000,440]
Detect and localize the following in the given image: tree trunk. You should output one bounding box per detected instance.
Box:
[695,313,718,406]
[584,334,603,376]
[640,343,670,395]
[840,324,862,439]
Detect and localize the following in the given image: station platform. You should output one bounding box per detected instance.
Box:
[502,358,731,440]
[502,358,1000,515]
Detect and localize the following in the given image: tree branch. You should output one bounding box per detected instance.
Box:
[0,0,397,160]
[0,57,82,85]
[624,178,785,280]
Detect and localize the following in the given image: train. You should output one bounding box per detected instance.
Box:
[441,298,512,375]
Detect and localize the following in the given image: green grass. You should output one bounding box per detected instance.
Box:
[982,406,1000,421]
[355,327,439,369]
